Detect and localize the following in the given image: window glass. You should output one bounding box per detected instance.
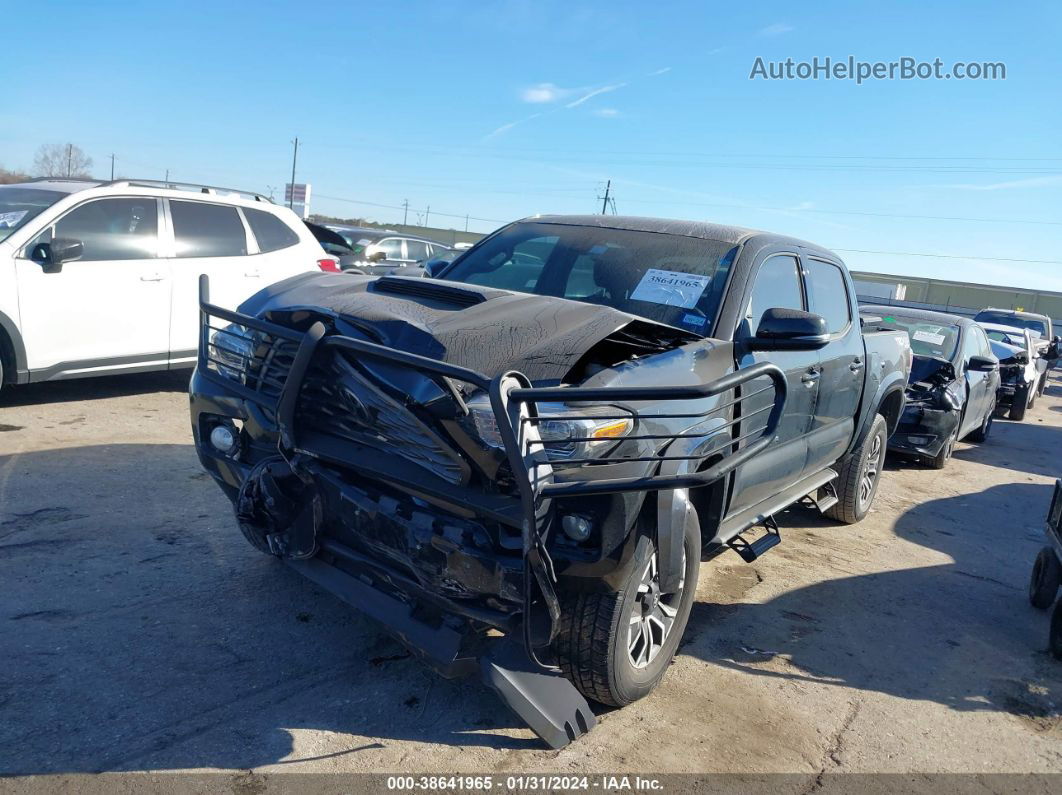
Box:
[0,187,65,244]
[374,238,403,260]
[444,222,737,332]
[962,327,983,362]
[869,313,960,360]
[804,259,851,333]
[404,239,429,261]
[974,311,1047,338]
[244,208,299,253]
[30,198,158,261]
[170,200,248,258]
[748,255,804,334]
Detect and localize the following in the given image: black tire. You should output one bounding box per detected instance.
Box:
[826,414,888,524]
[925,426,957,470]
[1010,387,1028,421]
[967,408,993,443]
[554,520,700,707]
[1029,546,1061,610]
[1050,600,1062,661]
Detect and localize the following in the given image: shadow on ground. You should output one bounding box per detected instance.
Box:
[682,481,1062,732]
[1,444,533,776]
[0,370,191,409]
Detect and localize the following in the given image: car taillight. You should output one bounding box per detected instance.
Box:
[317,258,340,272]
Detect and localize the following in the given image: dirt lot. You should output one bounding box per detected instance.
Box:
[2,369,1061,779]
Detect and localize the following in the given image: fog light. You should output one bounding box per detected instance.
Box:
[210,424,237,454]
[906,435,931,446]
[561,514,592,542]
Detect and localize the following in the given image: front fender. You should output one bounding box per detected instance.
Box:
[852,369,908,453]
[654,422,730,591]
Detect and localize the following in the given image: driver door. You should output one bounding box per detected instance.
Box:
[14,196,171,376]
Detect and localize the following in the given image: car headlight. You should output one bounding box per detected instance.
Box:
[208,323,256,382]
[466,394,632,461]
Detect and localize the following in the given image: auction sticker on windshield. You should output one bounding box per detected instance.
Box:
[630,269,710,308]
[0,210,28,228]
[912,330,946,346]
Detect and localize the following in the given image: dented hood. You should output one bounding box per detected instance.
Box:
[239,272,698,382]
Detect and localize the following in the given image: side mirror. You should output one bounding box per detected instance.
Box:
[423,257,447,278]
[367,250,387,263]
[749,308,830,351]
[31,238,84,273]
[968,354,998,372]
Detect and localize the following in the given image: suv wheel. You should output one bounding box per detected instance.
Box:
[554,523,699,707]
[1029,546,1061,610]
[826,413,887,524]
[1010,386,1029,421]
[967,408,993,443]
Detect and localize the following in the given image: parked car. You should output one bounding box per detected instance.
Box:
[190,215,911,747]
[973,307,1060,362]
[0,178,334,393]
[980,322,1049,421]
[862,307,999,468]
[320,227,452,274]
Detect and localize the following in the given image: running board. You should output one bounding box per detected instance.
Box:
[808,481,839,514]
[481,638,597,749]
[727,515,781,563]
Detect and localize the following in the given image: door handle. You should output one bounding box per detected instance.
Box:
[850,359,865,372]
[245,270,261,278]
[139,272,165,282]
[801,369,820,385]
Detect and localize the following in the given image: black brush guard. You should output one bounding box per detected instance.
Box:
[197,276,787,747]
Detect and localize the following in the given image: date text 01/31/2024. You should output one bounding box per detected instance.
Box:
[385,775,664,791]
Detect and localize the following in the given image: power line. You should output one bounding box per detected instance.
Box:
[831,248,1062,265]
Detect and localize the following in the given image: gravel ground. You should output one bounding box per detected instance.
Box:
[1,368,1061,779]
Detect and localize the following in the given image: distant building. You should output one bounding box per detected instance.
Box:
[851,270,1062,326]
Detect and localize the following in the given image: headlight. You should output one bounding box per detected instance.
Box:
[208,323,256,382]
[466,394,632,461]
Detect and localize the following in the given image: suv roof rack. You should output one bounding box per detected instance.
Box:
[21,176,272,203]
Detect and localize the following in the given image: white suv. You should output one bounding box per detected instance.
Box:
[0,178,337,391]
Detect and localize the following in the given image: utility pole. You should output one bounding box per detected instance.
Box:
[402,199,409,226]
[109,154,115,180]
[165,168,170,185]
[425,205,430,227]
[66,144,73,178]
[600,179,611,214]
[465,214,469,232]
[288,137,299,210]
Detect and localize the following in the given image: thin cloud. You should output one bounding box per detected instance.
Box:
[521,82,571,103]
[483,112,542,141]
[593,108,620,118]
[647,67,672,76]
[758,23,794,36]
[565,83,626,108]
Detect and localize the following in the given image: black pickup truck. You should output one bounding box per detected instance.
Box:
[190,215,911,747]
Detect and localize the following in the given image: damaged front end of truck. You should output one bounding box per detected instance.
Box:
[190,274,785,748]
[889,356,963,460]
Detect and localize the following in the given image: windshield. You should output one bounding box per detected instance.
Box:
[984,328,1026,349]
[873,313,961,360]
[975,311,1047,337]
[0,187,65,243]
[440,222,737,334]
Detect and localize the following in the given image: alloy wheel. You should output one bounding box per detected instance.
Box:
[858,432,884,510]
[628,551,685,669]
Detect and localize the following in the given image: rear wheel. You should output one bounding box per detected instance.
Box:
[554,522,699,707]
[826,414,887,524]
[1050,601,1062,661]
[1029,547,1061,610]
[967,408,993,443]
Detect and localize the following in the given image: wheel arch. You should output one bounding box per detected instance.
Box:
[0,309,27,385]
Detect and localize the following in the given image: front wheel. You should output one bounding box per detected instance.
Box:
[967,407,993,443]
[554,521,699,707]
[826,414,887,524]
[1010,387,1029,421]
[1029,547,1061,610]
[925,427,958,470]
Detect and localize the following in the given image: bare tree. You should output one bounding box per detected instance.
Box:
[33,143,93,178]
[0,166,30,184]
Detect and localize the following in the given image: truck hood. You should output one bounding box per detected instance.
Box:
[240,272,699,383]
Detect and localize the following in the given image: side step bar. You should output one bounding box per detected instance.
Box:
[727,516,781,563]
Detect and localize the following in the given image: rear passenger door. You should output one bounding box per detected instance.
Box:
[164,199,255,363]
[804,258,864,472]
[243,206,309,284]
[727,255,818,517]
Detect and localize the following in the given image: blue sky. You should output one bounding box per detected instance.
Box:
[3,0,1061,289]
